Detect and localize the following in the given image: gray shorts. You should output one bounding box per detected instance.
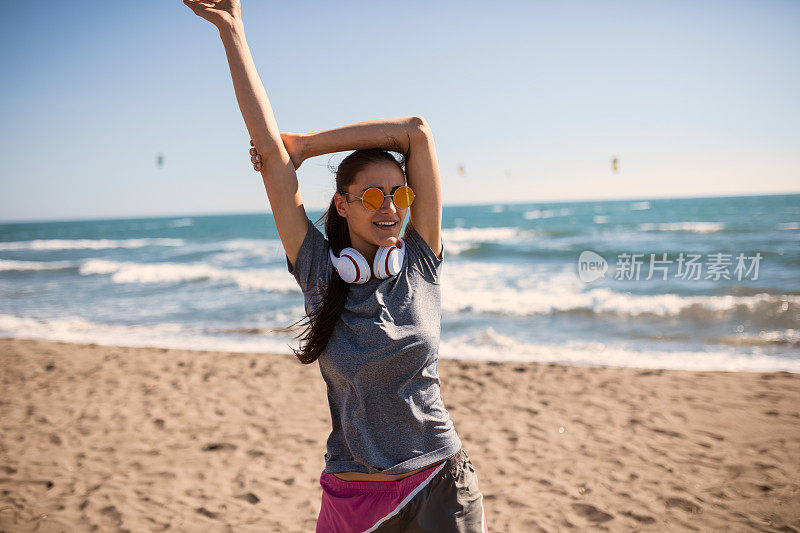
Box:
[365,447,488,532]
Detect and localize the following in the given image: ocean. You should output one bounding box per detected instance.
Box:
[1,193,798,372]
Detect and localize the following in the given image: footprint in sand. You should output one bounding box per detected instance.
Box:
[235,492,260,504]
[651,427,683,438]
[664,497,702,514]
[100,505,123,527]
[621,510,656,524]
[571,503,614,523]
[698,430,724,441]
[196,507,220,520]
[202,442,237,452]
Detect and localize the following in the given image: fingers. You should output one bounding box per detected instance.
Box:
[182,0,199,14]
[249,142,261,171]
[182,0,205,12]
[182,0,215,21]
[184,0,216,8]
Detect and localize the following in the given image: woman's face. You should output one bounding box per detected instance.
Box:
[334,161,407,257]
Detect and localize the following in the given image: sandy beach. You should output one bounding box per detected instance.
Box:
[0,336,798,532]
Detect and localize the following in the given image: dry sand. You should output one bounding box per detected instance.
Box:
[1,336,798,532]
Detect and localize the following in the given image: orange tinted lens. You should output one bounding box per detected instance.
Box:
[362,188,385,210]
[394,186,414,208]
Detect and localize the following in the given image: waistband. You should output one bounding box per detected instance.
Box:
[320,447,464,493]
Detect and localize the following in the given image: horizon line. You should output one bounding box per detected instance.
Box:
[1,189,798,225]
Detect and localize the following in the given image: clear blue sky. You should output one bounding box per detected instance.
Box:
[1,0,798,222]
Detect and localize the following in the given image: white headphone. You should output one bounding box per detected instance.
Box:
[328,240,406,284]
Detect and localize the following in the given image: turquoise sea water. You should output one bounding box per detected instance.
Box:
[1,193,798,372]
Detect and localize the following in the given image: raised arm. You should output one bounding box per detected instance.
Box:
[183,0,308,266]
[254,117,444,258]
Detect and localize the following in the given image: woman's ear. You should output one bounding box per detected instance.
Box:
[333,193,348,219]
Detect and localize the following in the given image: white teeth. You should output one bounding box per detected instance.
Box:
[375,222,395,226]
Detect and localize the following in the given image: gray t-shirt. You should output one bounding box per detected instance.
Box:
[286,215,462,475]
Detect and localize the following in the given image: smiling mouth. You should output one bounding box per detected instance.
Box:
[373,221,397,229]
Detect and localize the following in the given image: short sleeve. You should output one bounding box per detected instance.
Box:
[402,222,444,284]
[286,216,331,299]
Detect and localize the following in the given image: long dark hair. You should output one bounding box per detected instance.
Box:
[289,148,406,365]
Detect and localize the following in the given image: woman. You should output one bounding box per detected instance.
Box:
[183,1,488,531]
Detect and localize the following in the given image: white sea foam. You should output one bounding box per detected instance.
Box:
[218,238,286,259]
[3,313,795,372]
[439,328,800,372]
[593,216,608,224]
[205,251,250,265]
[776,222,800,231]
[629,201,651,211]
[523,208,572,220]
[78,259,297,292]
[758,329,800,343]
[443,242,477,256]
[442,226,519,242]
[440,226,520,256]
[199,238,287,266]
[219,238,277,252]
[0,238,184,251]
[175,238,286,264]
[0,314,296,355]
[711,329,800,347]
[0,259,75,271]
[169,218,195,227]
[638,222,725,233]
[440,262,798,318]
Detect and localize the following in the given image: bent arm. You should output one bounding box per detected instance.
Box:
[216,21,308,266]
[298,116,421,160]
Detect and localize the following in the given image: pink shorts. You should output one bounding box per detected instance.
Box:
[316,448,488,532]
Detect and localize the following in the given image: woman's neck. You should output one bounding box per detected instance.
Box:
[348,236,378,265]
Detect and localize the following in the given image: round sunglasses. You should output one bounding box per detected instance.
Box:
[339,186,415,211]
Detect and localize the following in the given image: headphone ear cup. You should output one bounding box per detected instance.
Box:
[329,247,371,284]
[372,239,405,279]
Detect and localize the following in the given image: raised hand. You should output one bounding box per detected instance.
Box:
[182,0,241,29]
[249,133,304,171]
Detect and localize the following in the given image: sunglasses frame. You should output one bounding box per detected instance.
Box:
[338,186,415,211]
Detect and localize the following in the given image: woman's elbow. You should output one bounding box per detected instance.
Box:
[408,115,432,139]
